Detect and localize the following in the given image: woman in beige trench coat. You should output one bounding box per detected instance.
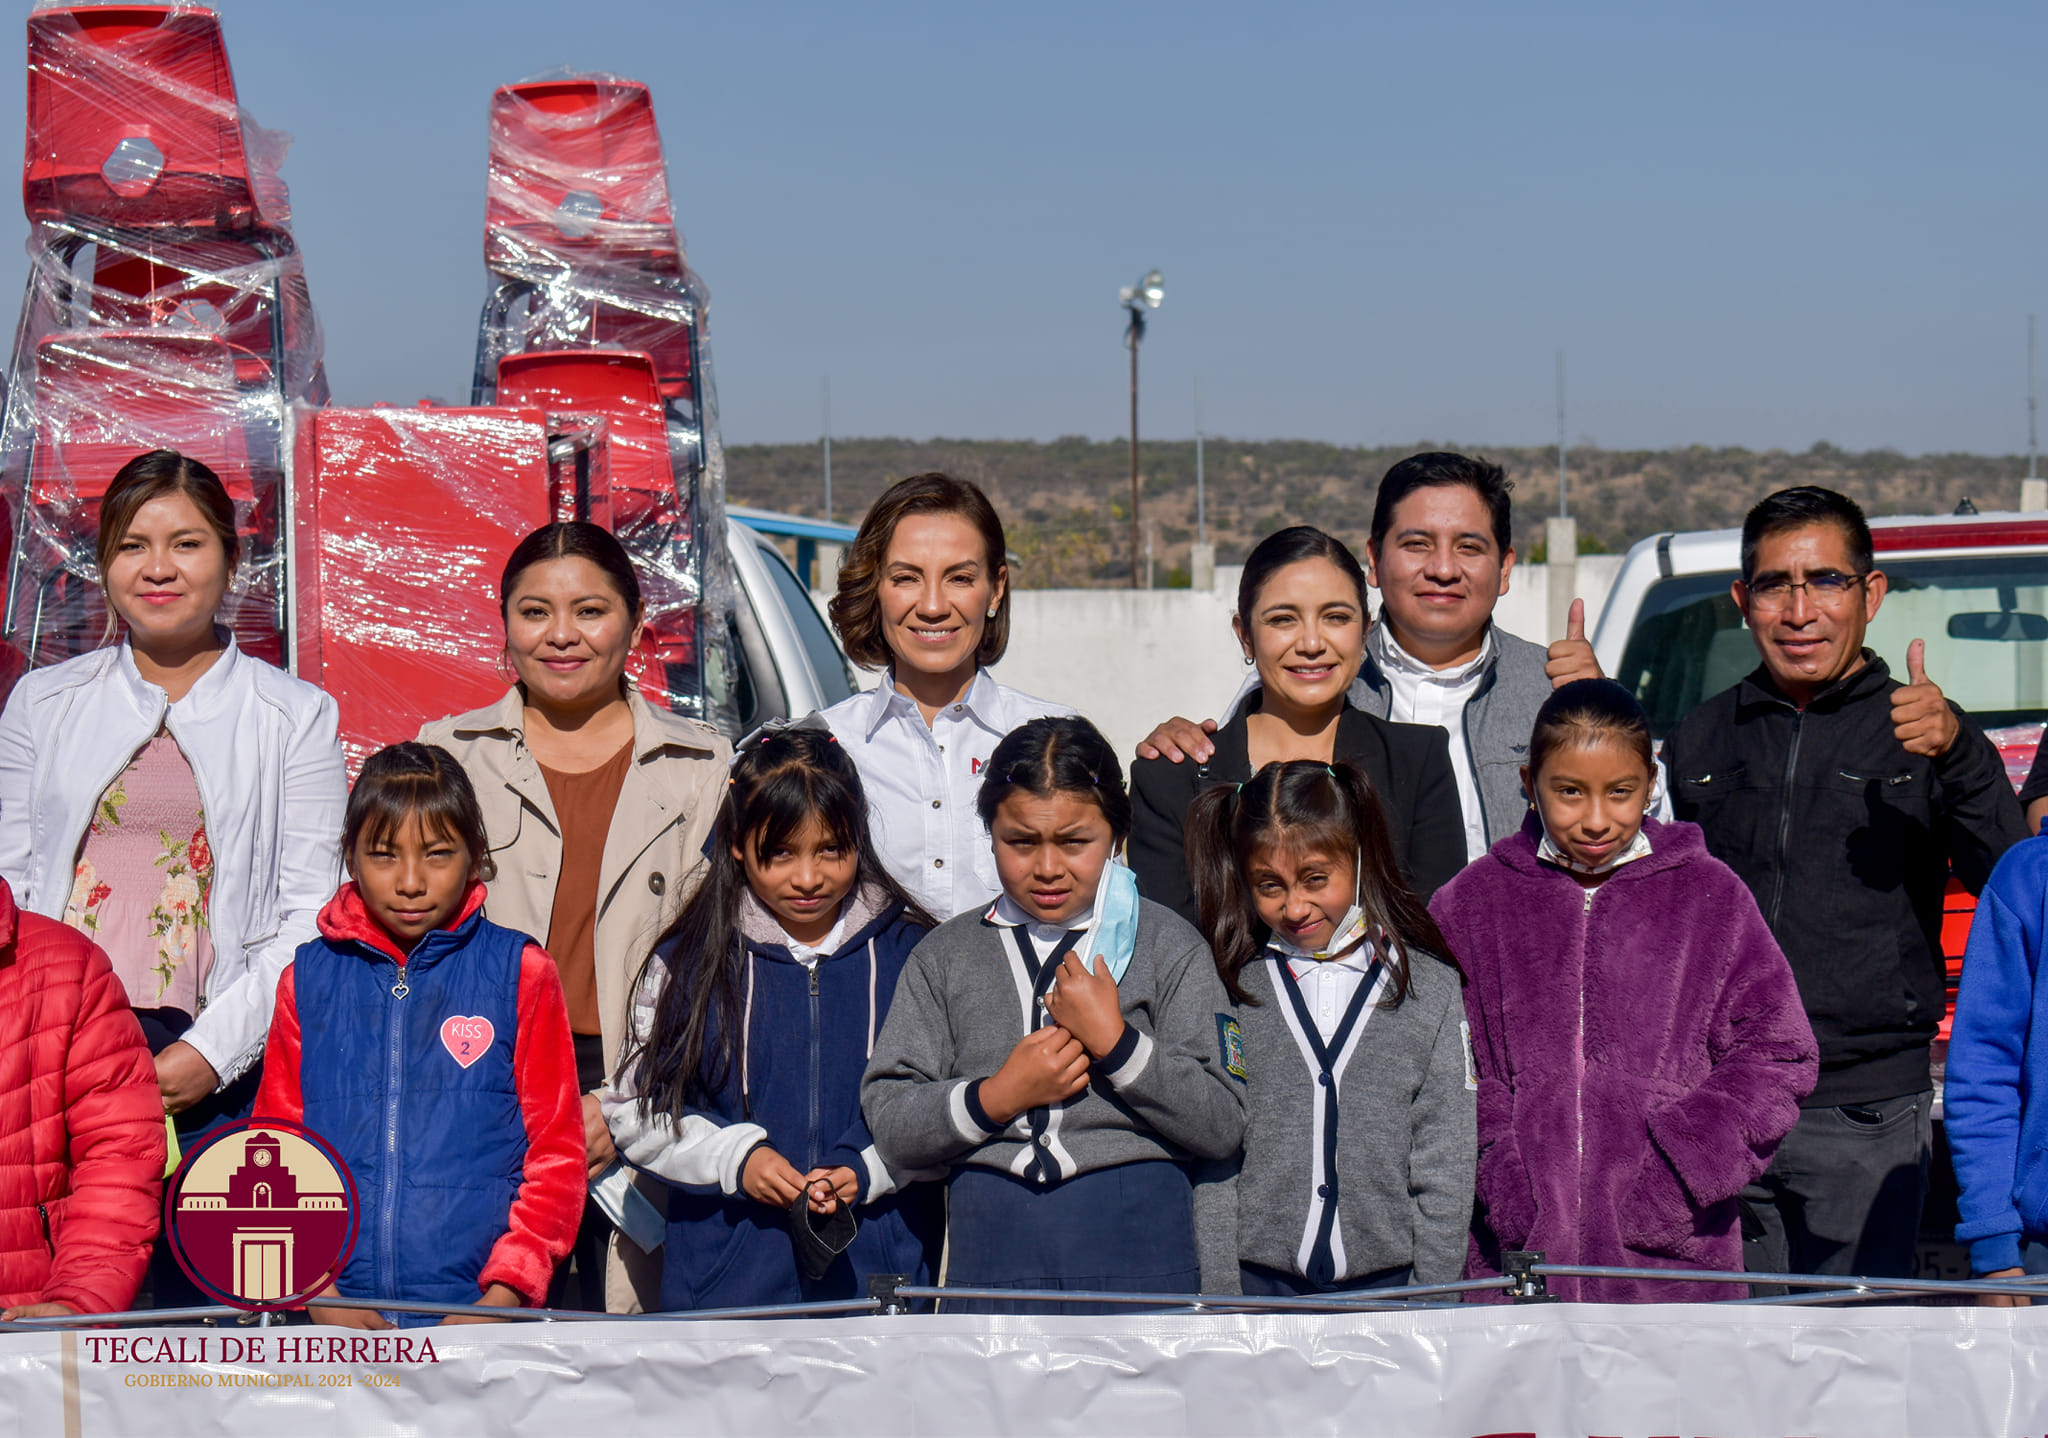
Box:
[421,521,730,1312]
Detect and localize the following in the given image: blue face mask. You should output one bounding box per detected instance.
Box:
[1079,861,1141,983]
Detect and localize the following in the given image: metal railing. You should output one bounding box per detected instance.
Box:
[7,1257,2048,1330]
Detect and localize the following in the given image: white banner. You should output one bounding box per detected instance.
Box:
[3,1304,2048,1436]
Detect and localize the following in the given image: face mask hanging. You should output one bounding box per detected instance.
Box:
[1078,861,1141,983]
[1265,856,1370,962]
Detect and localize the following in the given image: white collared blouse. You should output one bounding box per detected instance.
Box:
[820,669,1074,921]
[1367,621,1495,864]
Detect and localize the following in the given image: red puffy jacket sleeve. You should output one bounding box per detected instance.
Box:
[476,944,584,1305]
[252,964,304,1125]
[42,944,165,1315]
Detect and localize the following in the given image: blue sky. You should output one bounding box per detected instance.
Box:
[2,1,2043,454]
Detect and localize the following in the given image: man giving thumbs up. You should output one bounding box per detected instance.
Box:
[1661,486,2026,1293]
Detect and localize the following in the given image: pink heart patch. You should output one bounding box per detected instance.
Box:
[440,1015,494,1069]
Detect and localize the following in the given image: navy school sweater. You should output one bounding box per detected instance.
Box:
[604,886,942,1311]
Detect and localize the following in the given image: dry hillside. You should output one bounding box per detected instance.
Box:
[725,438,2037,588]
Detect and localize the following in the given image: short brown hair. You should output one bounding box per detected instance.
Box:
[828,472,1009,670]
[96,449,240,585]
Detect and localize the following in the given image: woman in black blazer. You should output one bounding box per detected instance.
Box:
[1129,528,1464,923]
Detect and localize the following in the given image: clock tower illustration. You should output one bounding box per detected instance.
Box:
[165,1121,359,1310]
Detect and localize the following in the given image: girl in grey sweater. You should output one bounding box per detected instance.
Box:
[1185,760,1475,1294]
[861,717,1246,1313]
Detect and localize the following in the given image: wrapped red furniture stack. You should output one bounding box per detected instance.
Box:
[0,15,738,758]
[472,74,736,733]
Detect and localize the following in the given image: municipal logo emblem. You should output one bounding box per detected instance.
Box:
[164,1121,359,1311]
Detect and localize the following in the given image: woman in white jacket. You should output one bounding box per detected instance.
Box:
[0,450,345,1139]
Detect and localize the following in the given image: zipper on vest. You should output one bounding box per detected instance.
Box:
[807,962,822,1172]
[379,959,407,1301]
[1766,710,1805,929]
[37,1202,51,1254]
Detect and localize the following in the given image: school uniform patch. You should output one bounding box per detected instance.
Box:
[1460,1020,1479,1092]
[1217,1013,1248,1082]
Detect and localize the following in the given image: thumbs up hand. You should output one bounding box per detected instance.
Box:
[1545,598,1604,688]
[1890,638,1960,757]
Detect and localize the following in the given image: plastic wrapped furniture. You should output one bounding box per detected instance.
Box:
[472,74,735,733]
[0,3,325,682]
[292,405,551,770]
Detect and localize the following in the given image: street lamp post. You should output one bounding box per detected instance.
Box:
[1120,269,1163,589]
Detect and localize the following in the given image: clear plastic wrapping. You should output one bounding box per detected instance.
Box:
[473,73,736,733]
[293,405,551,770]
[0,3,325,684]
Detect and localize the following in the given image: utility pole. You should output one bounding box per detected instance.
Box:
[1128,330,1140,587]
[1189,373,1214,590]
[1546,349,1577,643]
[1556,349,1567,518]
[2026,319,2046,512]
[822,377,833,523]
[1119,269,1163,589]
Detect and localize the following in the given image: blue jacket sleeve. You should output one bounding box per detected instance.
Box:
[1947,858,2043,1275]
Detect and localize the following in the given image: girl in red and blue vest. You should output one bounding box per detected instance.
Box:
[604,726,943,1312]
[254,743,583,1327]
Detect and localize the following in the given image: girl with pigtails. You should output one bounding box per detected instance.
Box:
[1184,759,1475,1295]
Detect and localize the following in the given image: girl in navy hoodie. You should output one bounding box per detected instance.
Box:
[255,743,585,1327]
[604,727,942,1311]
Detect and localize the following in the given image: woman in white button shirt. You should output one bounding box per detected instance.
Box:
[820,474,1072,920]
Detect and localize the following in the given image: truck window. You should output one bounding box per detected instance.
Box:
[753,538,857,705]
[1617,554,2048,737]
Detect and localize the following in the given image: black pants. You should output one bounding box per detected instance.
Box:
[1740,1090,1933,1292]
[138,1007,261,1311]
[546,1033,614,1312]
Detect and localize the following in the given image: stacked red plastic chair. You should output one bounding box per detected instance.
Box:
[471,74,736,732]
[0,3,327,682]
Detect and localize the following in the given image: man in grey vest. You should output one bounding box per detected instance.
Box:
[1138,450,1599,864]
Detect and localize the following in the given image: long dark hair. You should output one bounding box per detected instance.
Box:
[1185,760,1451,1006]
[622,728,933,1123]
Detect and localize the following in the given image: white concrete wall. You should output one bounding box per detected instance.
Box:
[826,554,1625,762]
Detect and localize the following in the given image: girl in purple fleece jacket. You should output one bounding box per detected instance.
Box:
[1429,680,1816,1303]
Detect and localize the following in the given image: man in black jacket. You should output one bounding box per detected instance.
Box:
[1664,487,2027,1283]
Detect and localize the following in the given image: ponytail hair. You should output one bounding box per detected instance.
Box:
[976,715,1131,842]
[1528,677,1655,779]
[1186,760,1451,1006]
[622,727,932,1124]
